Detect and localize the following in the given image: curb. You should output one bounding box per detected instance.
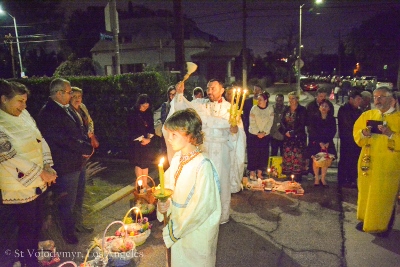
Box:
[90,170,159,213]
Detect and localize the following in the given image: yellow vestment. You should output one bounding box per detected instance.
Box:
[353,109,400,232]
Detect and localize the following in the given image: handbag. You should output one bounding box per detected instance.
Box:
[90,134,100,148]
[329,90,335,100]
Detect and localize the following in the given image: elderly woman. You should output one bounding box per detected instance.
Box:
[0,80,57,267]
[280,91,308,181]
[70,87,98,148]
[247,92,274,180]
[192,86,204,99]
[69,86,97,233]
[127,94,155,187]
[306,99,337,187]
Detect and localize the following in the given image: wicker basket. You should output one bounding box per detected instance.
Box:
[133,175,156,205]
[121,207,151,246]
[313,156,333,168]
[101,221,137,267]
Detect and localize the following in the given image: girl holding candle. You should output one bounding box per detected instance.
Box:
[157,108,221,267]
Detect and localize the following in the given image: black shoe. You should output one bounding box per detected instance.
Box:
[63,233,79,244]
[75,224,94,233]
[355,222,364,232]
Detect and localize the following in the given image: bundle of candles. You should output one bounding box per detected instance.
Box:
[228,88,247,127]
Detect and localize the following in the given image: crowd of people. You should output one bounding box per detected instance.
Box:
[1,76,399,266]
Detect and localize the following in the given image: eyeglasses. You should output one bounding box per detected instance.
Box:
[61,90,73,95]
[373,95,390,101]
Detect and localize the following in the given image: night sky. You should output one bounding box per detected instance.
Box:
[61,0,400,56]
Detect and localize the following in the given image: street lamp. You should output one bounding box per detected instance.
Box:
[296,0,323,97]
[0,7,24,77]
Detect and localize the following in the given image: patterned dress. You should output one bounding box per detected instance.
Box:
[280,105,308,176]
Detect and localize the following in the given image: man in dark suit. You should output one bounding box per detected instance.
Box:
[37,78,93,244]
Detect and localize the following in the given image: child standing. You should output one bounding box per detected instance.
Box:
[334,85,341,104]
[157,108,221,267]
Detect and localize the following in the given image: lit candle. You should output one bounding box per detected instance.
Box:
[267,168,271,178]
[239,90,248,113]
[158,157,165,195]
[291,174,295,183]
[229,88,236,115]
[137,179,143,192]
[231,89,236,106]
[236,89,241,107]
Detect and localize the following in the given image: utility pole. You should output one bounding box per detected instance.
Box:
[110,0,120,75]
[338,30,341,76]
[173,0,185,79]
[242,0,247,90]
[4,34,16,78]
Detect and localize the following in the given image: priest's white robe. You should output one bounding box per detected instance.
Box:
[163,94,246,223]
[158,152,221,267]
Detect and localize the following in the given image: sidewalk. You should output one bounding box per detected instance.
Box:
[46,167,400,267]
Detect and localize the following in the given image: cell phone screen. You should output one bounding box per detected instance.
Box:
[366,120,383,134]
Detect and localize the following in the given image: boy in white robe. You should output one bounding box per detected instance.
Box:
[158,108,221,267]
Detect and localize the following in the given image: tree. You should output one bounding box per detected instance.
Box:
[62,7,105,59]
[53,56,100,76]
[344,9,400,82]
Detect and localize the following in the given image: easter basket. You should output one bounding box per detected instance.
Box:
[96,221,137,267]
[133,175,157,205]
[313,151,335,168]
[117,207,152,247]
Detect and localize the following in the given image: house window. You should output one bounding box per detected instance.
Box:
[121,64,144,73]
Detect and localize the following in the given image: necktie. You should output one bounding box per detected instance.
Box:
[64,106,76,122]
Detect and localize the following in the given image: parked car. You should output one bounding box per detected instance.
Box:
[376,78,393,90]
[302,82,319,92]
[360,76,377,88]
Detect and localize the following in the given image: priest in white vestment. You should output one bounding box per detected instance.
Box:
[163,79,246,224]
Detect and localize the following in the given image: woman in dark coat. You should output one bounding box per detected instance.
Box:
[280,91,308,181]
[307,99,337,186]
[127,94,155,186]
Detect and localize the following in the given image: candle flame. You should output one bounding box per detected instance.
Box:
[124,225,128,230]
[138,180,143,186]
[267,168,271,172]
[291,174,294,178]
[159,157,165,165]
[135,210,138,214]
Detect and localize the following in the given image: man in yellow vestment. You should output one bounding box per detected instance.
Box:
[353,87,400,236]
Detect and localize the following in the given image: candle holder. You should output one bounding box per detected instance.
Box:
[228,88,247,127]
[153,188,174,202]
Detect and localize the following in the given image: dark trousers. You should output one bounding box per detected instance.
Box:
[73,167,86,226]
[338,138,361,185]
[13,192,45,266]
[270,138,284,156]
[54,171,81,236]
[247,134,271,171]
